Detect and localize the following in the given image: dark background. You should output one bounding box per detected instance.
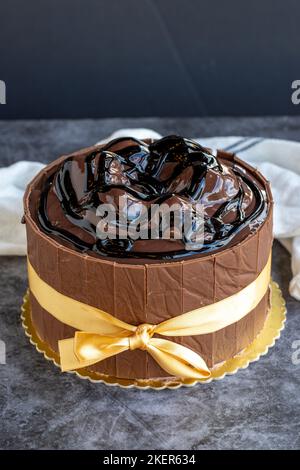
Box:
[0,0,300,119]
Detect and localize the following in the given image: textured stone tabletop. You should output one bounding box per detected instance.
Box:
[0,117,299,450]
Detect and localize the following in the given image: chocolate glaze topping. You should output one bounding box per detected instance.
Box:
[37,135,268,260]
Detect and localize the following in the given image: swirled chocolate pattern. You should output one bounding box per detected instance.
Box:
[37,135,268,260]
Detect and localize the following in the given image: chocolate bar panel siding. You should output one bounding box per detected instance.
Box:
[24,147,273,380]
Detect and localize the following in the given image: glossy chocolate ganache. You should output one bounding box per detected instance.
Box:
[37,135,269,260]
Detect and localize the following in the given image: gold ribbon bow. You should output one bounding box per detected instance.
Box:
[60,322,211,379]
[28,254,271,380]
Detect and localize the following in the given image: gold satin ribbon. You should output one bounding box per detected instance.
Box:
[27,254,271,379]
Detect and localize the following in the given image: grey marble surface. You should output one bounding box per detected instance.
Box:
[0,117,299,450]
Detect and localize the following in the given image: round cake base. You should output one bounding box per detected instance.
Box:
[21,280,286,390]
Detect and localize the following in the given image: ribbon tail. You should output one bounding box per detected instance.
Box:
[58,333,129,372]
[147,338,211,380]
[59,338,96,371]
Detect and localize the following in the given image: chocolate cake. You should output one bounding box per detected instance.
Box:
[23,135,273,382]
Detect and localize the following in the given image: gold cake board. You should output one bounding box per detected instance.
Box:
[21,280,286,390]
